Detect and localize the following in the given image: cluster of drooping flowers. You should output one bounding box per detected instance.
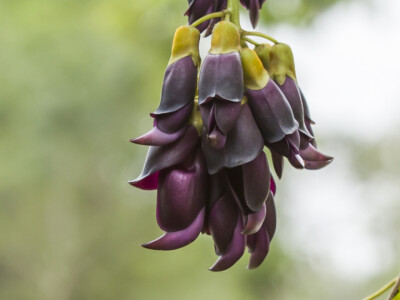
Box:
[129,0,332,271]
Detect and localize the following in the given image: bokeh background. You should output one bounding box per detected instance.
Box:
[1,0,399,299]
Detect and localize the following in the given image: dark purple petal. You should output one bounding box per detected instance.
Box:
[130,126,186,146]
[271,150,284,179]
[153,56,197,115]
[209,193,239,255]
[129,126,199,188]
[156,149,208,231]
[241,151,270,212]
[268,131,305,169]
[154,102,193,134]
[214,101,242,134]
[247,226,270,269]
[141,208,205,251]
[264,192,277,240]
[278,77,312,138]
[240,0,265,28]
[242,203,266,235]
[299,87,314,124]
[209,217,246,271]
[247,79,298,144]
[130,172,159,190]
[198,52,244,105]
[202,104,264,174]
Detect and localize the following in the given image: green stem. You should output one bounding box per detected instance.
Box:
[243,31,279,44]
[241,37,259,46]
[227,0,240,27]
[363,277,399,300]
[191,11,226,28]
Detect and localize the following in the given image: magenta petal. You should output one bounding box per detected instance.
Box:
[129,126,199,188]
[248,226,270,269]
[270,176,276,195]
[209,217,246,271]
[242,151,270,212]
[130,126,186,146]
[142,208,205,251]
[130,172,159,190]
[242,203,266,235]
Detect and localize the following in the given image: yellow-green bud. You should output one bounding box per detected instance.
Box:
[209,21,241,54]
[269,43,297,85]
[254,44,272,71]
[169,25,201,66]
[240,47,269,90]
[188,100,202,135]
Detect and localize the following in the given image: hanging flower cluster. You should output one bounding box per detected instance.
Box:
[129,0,332,271]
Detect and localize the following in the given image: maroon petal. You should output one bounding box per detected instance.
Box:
[153,56,197,115]
[209,217,246,271]
[247,226,270,269]
[130,126,186,146]
[247,79,298,144]
[278,77,313,138]
[130,172,159,190]
[264,193,277,240]
[209,193,239,255]
[202,104,264,174]
[270,176,276,195]
[154,103,193,134]
[186,0,214,32]
[242,203,266,235]
[141,208,205,251]
[300,143,333,170]
[198,53,244,105]
[268,131,305,169]
[129,126,199,188]
[157,149,208,232]
[242,151,270,212]
[214,101,242,135]
[271,150,284,179]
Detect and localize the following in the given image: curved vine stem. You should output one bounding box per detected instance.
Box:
[363,276,400,300]
[243,30,279,44]
[191,11,227,28]
[241,37,260,46]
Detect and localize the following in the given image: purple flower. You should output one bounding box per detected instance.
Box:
[240,0,266,28]
[186,0,227,33]
[269,43,333,170]
[132,26,200,146]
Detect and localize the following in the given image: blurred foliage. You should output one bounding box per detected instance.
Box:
[260,0,359,25]
[0,0,395,300]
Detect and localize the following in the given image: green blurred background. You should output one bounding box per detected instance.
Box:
[1,0,399,299]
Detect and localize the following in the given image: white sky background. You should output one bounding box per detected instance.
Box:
[201,0,400,282]
[252,0,400,281]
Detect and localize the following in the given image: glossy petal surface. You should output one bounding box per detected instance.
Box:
[153,56,197,115]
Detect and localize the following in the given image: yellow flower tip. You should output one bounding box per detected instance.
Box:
[269,43,297,84]
[169,25,201,66]
[210,21,241,54]
[240,47,269,90]
[254,43,272,71]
